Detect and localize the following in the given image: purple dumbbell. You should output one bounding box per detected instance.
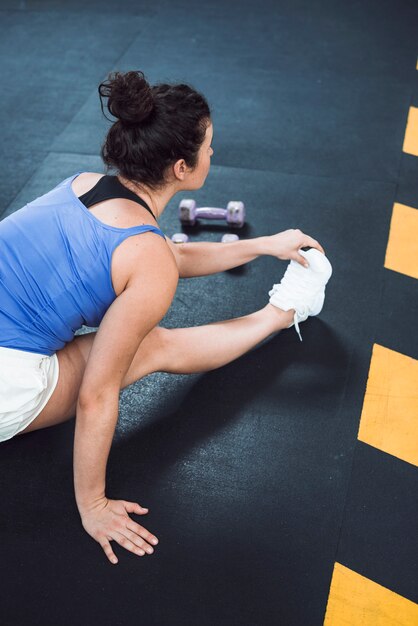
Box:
[171,233,240,244]
[178,199,245,228]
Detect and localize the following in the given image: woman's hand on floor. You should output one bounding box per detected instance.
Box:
[264,229,325,267]
[79,496,159,565]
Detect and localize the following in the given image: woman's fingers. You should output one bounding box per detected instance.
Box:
[99,526,156,565]
[304,235,325,254]
[297,253,309,268]
[292,229,326,255]
[104,518,159,564]
[123,500,149,515]
[126,520,159,546]
[113,530,153,556]
[123,524,156,553]
[99,536,119,565]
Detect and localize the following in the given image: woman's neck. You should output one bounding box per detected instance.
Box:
[117,175,177,221]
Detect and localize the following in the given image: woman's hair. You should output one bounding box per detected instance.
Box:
[98,70,211,191]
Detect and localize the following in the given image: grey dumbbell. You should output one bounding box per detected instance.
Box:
[220,234,239,243]
[171,233,190,244]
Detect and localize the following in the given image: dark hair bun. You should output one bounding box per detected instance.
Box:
[98,70,154,126]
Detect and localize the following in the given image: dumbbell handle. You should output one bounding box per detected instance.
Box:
[194,207,227,219]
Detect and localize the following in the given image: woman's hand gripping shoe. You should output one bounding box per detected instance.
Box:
[268,248,333,341]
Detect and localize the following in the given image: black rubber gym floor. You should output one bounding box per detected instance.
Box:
[0,1,417,625]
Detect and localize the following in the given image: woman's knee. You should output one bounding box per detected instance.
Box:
[120,325,169,387]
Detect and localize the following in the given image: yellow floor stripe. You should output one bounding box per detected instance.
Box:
[384,202,418,279]
[326,55,418,626]
[324,562,418,625]
[403,106,418,156]
[357,343,418,467]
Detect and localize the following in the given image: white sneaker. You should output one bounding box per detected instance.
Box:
[268,248,333,341]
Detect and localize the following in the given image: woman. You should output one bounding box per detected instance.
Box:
[0,70,332,565]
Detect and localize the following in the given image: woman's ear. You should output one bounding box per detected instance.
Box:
[173,159,187,179]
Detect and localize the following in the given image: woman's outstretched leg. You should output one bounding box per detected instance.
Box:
[121,303,294,387]
[17,304,293,435]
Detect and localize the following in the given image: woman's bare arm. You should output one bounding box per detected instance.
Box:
[165,235,266,278]
[74,233,178,511]
[165,229,326,277]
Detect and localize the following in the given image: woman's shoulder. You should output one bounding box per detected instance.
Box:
[71,171,104,196]
[114,229,178,296]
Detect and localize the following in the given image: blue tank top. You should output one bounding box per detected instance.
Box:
[0,171,166,356]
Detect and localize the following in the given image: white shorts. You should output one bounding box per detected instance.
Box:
[0,346,60,442]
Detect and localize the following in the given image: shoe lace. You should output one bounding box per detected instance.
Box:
[293,311,304,342]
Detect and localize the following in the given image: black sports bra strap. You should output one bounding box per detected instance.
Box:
[78,175,157,222]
